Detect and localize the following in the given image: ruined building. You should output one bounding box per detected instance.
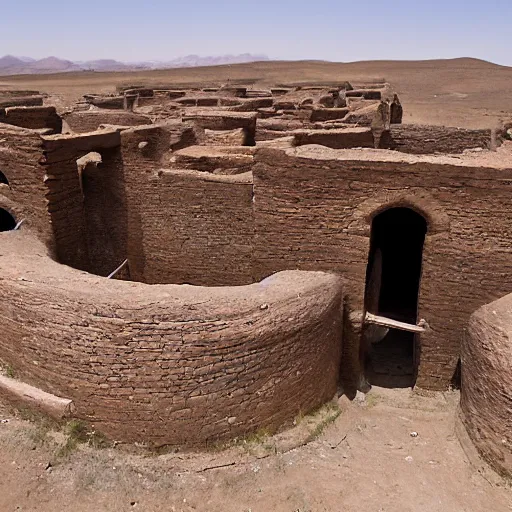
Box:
[0,83,510,478]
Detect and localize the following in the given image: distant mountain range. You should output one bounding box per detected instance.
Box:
[0,54,269,76]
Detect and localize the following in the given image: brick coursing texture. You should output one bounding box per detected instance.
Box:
[379,125,494,154]
[182,111,257,146]
[4,121,511,428]
[252,147,512,390]
[0,233,343,447]
[293,128,375,149]
[44,125,254,285]
[42,123,201,277]
[460,294,512,478]
[62,110,152,134]
[120,127,255,287]
[172,146,255,174]
[0,106,62,133]
[41,131,125,274]
[80,146,128,277]
[119,123,207,282]
[0,96,43,108]
[141,169,254,286]
[0,126,52,244]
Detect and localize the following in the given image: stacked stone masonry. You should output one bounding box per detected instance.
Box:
[0,234,343,446]
[0,80,511,460]
[460,294,512,478]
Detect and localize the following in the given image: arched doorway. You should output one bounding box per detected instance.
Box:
[363,207,427,387]
[0,208,16,232]
[0,171,9,186]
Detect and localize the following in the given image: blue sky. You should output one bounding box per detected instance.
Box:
[2,0,510,65]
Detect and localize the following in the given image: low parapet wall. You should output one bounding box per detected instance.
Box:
[0,96,44,108]
[62,110,152,134]
[293,128,375,149]
[0,232,343,447]
[460,294,512,478]
[0,106,62,133]
[182,111,257,146]
[380,125,496,154]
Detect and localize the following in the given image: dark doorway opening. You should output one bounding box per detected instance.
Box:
[0,171,9,186]
[0,208,16,232]
[363,207,427,388]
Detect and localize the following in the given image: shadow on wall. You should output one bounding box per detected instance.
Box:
[0,170,9,186]
[0,232,345,447]
[42,124,204,283]
[362,207,427,389]
[79,148,130,278]
[41,131,129,278]
[0,208,16,231]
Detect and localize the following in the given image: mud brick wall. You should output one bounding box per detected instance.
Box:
[142,169,254,286]
[346,89,382,100]
[310,108,349,122]
[88,96,125,109]
[119,123,203,282]
[41,131,126,274]
[62,110,152,134]
[0,126,52,244]
[0,106,62,133]
[252,147,512,390]
[293,128,375,149]
[0,233,344,447]
[460,294,512,478]
[0,90,41,98]
[80,147,128,277]
[231,98,273,111]
[172,146,255,174]
[380,125,494,154]
[0,96,44,108]
[182,112,256,146]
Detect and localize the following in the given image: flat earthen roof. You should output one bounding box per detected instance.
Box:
[275,141,512,170]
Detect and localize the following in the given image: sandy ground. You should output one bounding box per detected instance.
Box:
[1,58,512,128]
[0,387,510,512]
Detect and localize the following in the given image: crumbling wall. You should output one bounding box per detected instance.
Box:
[0,106,62,133]
[0,96,44,108]
[119,123,204,282]
[182,111,256,146]
[171,145,255,174]
[252,147,512,390]
[256,119,304,141]
[380,125,495,154]
[41,131,126,275]
[310,108,349,122]
[293,128,375,149]
[142,169,254,285]
[460,294,512,478]
[0,232,343,447]
[80,147,128,277]
[62,110,152,134]
[84,95,125,109]
[0,125,52,243]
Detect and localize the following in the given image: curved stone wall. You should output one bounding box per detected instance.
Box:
[460,294,512,477]
[0,232,343,447]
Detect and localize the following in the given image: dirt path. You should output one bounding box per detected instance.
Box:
[0,387,509,512]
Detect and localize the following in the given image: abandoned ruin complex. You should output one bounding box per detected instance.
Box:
[0,81,510,477]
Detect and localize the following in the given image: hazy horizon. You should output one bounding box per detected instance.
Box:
[1,55,511,68]
[2,0,511,66]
